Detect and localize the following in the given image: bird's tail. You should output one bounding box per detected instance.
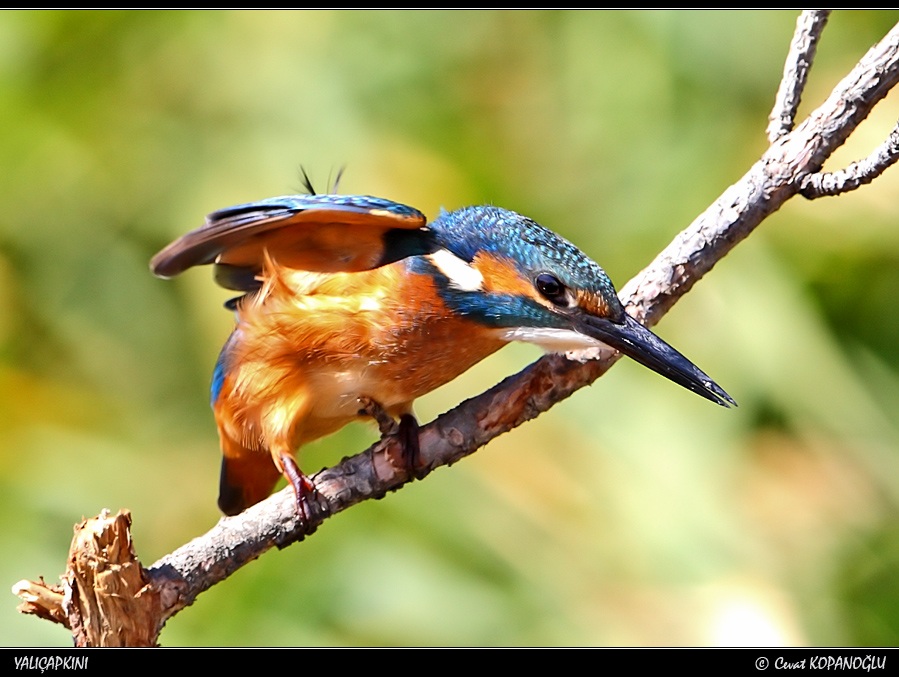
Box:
[217,434,282,516]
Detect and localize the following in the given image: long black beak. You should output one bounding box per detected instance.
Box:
[576,312,736,407]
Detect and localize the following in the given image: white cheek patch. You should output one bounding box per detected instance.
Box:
[497,326,604,353]
[427,249,484,292]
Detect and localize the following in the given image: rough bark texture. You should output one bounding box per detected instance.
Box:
[15,510,163,647]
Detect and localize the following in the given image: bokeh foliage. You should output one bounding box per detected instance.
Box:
[3,10,899,646]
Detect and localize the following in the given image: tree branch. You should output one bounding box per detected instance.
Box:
[767,10,831,143]
[15,13,899,646]
[800,118,899,197]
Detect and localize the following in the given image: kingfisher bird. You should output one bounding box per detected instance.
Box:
[151,192,734,517]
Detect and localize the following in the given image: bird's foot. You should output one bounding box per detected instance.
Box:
[280,453,317,527]
[357,397,424,479]
[357,396,398,436]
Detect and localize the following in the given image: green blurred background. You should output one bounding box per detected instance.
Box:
[3,10,899,647]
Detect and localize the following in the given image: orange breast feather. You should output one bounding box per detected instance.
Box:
[214,257,505,471]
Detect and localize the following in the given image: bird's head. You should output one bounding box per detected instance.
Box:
[418,205,734,407]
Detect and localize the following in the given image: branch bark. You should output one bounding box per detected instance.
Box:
[800,119,899,197]
[15,12,899,646]
[767,10,831,142]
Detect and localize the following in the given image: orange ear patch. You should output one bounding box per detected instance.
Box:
[472,252,537,300]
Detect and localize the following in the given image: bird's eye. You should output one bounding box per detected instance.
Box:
[535,273,568,305]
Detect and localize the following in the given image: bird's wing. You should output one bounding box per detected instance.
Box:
[150,194,430,291]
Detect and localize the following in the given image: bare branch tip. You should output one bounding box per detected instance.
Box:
[767,10,831,144]
[801,118,899,198]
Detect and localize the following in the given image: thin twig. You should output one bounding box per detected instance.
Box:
[801,119,899,197]
[767,10,831,143]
